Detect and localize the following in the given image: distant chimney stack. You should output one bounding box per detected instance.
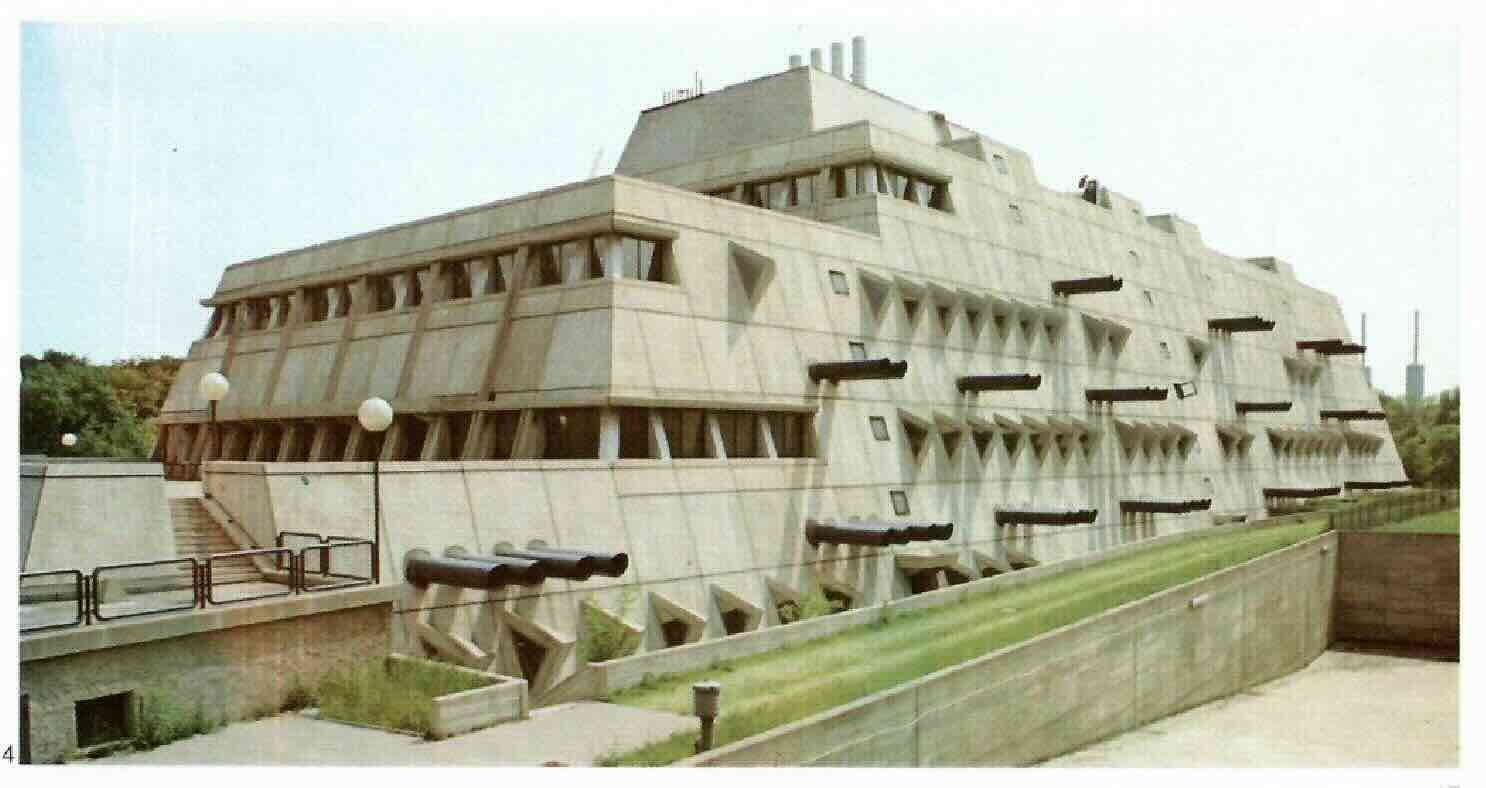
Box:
[851,36,866,85]
[830,42,844,77]
[810,48,823,69]
[789,54,803,68]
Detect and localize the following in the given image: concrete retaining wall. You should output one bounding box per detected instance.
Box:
[552,514,1317,703]
[20,587,397,763]
[21,462,177,573]
[681,532,1336,766]
[1334,531,1458,654]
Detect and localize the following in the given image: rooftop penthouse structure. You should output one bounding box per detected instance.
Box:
[24,40,1405,724]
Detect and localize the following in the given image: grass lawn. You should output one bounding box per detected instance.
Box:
[1373,508,1459,535]
[316,656,494,739]
[602,517,1329,766]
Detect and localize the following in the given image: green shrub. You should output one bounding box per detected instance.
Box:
[581,588,642,663]
[133,691,221,751]
[778,588,834,624]
[316,656,493,739]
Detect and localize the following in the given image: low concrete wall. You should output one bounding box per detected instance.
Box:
[548,514,1319,703]
[389,655,530,738]
[20,586,397,763]
[1334,531,1459,654]
[22,462,176,573]
[681,532,1337,766]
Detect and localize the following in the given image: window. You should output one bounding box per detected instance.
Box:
[992,154,1009,174]
[1144,290,1155,307]
[541,408,600,460]
[657,408,709,459]
[1128,250,1140,266]
[369,275,396,311]
[769,413,810,458]
[869,416,890,441]
[848,341,867,360]
[715,411,764,458]
[1008,203,1025,224]
[890,490,910,516]
[828,270,850,295]
[617,407,650,459]
[1159,341,1172,359]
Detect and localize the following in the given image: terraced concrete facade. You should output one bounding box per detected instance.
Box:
[149,63,1404,698]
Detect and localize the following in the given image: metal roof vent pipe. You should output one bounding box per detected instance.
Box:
[830,41,845,77]
[810,48,823,69]
[851,35,866,85]
[789,54,803,68]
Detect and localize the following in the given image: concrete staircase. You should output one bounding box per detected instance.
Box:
[168,497,264,585]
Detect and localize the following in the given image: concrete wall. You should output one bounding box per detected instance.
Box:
[1334,531,1458,653]
[20,587,396,763]
[21,463,177,573]
[20,464,44,568]
[682,532,1336,766]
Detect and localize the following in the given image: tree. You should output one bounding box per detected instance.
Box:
[1378,387,1460,488]
[19,352,154,458]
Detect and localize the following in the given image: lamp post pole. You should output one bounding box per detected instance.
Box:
[199,373,230,485]
[358,398,394,584]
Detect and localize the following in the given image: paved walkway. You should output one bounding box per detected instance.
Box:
[105,701,697,766]
[1043,650,1457,767]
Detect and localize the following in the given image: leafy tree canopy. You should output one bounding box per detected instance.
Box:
[19,351,182,459]
[1378,387,1460,488]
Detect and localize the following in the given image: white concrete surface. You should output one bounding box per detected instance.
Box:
[105,701,696,766]
[1042,650,1457,767]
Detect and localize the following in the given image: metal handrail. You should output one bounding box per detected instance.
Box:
[19,570,87,633]
[277,531,326,571]
[297,539,377,592]
[91,558,201,622]
[206,548,297,606]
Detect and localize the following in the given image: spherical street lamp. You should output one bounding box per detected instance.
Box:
[357,397,394,434]
[60,433,78,448]
[199,372,230,403]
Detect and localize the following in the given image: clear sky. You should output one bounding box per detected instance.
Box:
[19,13,1460,396]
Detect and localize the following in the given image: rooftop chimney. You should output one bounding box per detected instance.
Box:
[851,36,866,86]
[810,48,823,69]
[830,42,844,77]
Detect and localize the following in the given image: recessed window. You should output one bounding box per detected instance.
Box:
[992,154,1009,174]
[869,416,890,441]
[1128,250,1140,265]
[890,490,910,516]
[1144,290,1155,306]
[1159,341,1172,359]
[1008,203,1025,224]
[828,270,850,295]
[848,341,867,360]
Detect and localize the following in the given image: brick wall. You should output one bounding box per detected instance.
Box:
[1334,531,1459,653]
[20,599,391,763]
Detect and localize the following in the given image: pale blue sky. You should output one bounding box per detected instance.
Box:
[20,17,1460,395]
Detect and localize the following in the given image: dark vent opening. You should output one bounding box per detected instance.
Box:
[511,628,548,682]
[722,608,750,636]
[660,619,690,648]
[76,692,132,748]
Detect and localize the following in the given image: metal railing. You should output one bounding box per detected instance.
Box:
[20,532,381,634]
[19,570,88,634]
[1329,488,1459,531]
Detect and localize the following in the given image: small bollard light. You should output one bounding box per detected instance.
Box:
[693,680,721,754]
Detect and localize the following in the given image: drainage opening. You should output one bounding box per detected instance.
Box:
[823,588,853,614]
[722,608,751,636]
[76,692,132,749]
[660,619,691,648]
[943,567,973,586]
[907,570,940,595]
[510,629,548,682]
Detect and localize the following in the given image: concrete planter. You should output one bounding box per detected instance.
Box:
[387,655,529,738]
